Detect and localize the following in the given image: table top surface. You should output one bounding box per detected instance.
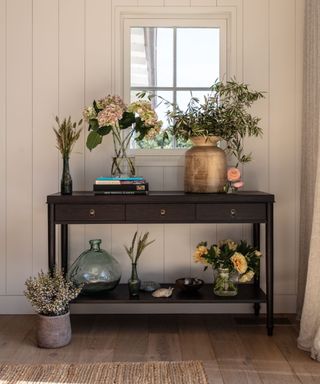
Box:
[47,191,275,204]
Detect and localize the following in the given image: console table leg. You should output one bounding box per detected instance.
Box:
[266,203,274,336]
[253,223,261,316]
[48,204,56,272]
[253,303,261,316]
[61,224,68,275]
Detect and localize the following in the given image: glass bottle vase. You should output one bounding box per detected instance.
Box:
[128,263,141,296]
[111,156,135,178]
[61,156,72,195]
[213,267,238,296]
[67,239,121,294]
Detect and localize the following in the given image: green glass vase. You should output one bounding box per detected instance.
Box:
[128,263,141,297]
[61,156,72,195]
[68,239,121,294]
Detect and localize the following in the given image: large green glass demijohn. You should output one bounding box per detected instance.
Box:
[68,239,121,294]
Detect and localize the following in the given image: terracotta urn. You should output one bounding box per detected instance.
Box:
[184,136,227,193]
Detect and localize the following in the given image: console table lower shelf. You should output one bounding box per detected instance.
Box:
[73,284,266,305]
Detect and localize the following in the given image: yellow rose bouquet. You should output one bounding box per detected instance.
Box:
[194,239,262,296]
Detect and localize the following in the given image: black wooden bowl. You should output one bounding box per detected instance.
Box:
[175,278,204,292]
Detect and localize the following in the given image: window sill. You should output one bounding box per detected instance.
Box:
[128,148,187,167]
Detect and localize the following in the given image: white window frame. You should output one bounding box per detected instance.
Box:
[112,6,240,165]
[123,19,227,157]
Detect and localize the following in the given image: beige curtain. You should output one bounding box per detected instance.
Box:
[297,0,320,360]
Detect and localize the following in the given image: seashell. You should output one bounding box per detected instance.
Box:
[152,287,174,298]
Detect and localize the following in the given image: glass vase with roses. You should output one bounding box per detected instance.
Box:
[84,95,162,177]
[193,239,262,296]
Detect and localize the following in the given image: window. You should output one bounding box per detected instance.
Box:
[123,19,227,150]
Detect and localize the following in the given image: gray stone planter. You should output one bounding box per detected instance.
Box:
[37,311,71,348]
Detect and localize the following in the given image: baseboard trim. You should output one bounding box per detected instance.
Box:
[0,294,297,314]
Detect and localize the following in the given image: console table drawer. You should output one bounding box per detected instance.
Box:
[55,204,125,222]
[196,203,266,222]
[126,204,195,222]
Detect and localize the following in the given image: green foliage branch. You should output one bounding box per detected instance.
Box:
[163,79,265,164]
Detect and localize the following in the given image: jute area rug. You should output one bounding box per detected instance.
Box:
[0,361,208,384]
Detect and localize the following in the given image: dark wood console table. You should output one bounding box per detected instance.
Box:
[47,191,274,335]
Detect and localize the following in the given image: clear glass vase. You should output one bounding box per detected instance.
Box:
[213,267,238,296]
[67,239,121,294]
[128,263,141,297]
[111,127,135,177]
[111,156,135,178]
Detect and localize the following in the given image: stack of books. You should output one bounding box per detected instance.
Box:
[93,177,148,195]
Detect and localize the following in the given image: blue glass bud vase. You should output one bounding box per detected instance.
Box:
[61,156,72,195]
[128,263,141,297]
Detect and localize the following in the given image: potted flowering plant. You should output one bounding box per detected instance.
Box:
[24,269,82,348]
[193,239,262,296]
[84,95,162,177]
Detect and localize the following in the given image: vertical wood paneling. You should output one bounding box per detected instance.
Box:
[0,0,6,294]
[6,0,33,293]
[163,166,184,191]
[191,0,217,6]
[112,224,138,283]
[294,0,304,296]
[59,0,85,191]
[164,0,190,5]
[0,0,302,313]
[84,0,112,190]
[138,0,164,5]
[33,0,59,273]
[164,224,190,283]
[136,167,164,191]
[84,0,112,251]
[269,0,297,296]
[137,224,164,283]
[59,0,86,263]
[242,0,269,193]
[190,224,217,283]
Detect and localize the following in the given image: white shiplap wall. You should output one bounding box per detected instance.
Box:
[0,0,303,313]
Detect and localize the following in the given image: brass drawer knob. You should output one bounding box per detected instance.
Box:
[230,208,237,217]
[89,209,96,217]
[160,208,166,216]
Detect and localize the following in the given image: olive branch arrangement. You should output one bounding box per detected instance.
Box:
[124,231,155,264]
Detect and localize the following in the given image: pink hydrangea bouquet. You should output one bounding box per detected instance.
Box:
[193,239,262,283]
[84,95,162,175]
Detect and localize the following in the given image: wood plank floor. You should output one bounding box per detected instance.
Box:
[0,314,319,384]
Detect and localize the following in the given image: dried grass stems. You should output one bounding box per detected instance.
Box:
[124,231,155,264]
[53,116,83,157]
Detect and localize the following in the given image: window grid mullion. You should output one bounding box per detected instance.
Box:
[173,27,177,149]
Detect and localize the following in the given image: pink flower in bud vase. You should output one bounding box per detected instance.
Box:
[225,167,243,193]
[233,181,244,189]
[227,167,241,182]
